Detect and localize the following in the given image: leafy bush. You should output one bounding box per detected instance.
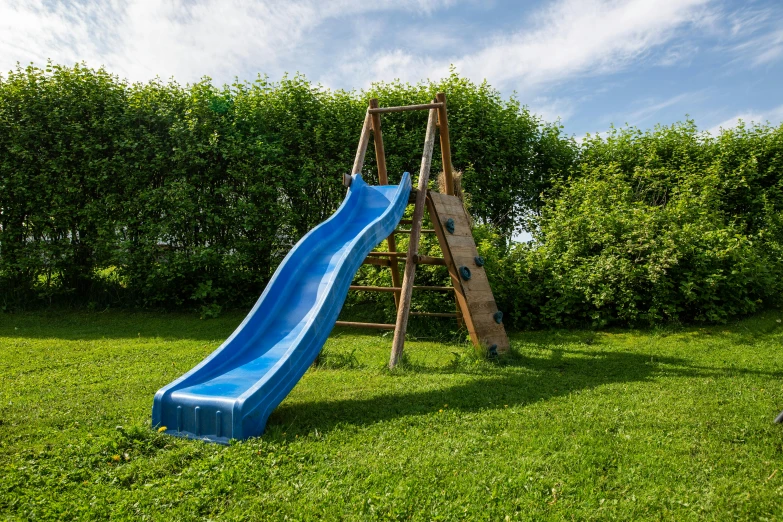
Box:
[485,122,783,329]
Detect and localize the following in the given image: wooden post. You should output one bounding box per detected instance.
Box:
[370,98,402,309]
[369,99,388,185]
[435,92,461,320]
[349,111,373,183]
[436,93,454,196]
[389,108,438,369]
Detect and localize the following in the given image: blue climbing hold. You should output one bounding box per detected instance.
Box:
[474,255,485,267]
[493,311,503,324]
[488,344,498,358]
[445,218,455,234]
[459,266,471,280]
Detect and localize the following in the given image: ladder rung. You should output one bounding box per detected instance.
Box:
[335,321,396,330]
[365,252,445,265]
[368,102,443,114]
[362,257,391,266]
[414,255,446,266]
[394,229,436,234]
[367,251,407,257]
[349,285,454,292]
[410,312,460,318]
[350,285,399,293]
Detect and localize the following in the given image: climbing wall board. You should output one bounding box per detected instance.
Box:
[427,192,510,353]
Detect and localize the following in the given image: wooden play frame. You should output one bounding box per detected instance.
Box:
[336,93,510,368]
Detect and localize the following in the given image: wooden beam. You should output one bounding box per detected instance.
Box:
[350,285,398,293]
[412,285,454,292]
[369,98,402,309]
[362,257,391,267]
[349,285,454,292]
[349,111,372,184]
[436,93,454,196]
[335,321,396,330]
[367,251,407,257]
[394,229,436,234]
[368,103,443,114]
[414,254,446,266]
[390,107,438,369]
[369,99,388,185]
[410,312,460,318]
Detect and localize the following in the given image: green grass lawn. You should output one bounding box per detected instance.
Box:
[2,311,783,520]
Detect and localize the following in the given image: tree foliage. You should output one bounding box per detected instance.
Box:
[486,122,783,328]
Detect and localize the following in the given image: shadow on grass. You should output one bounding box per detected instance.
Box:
[268,344,783,436]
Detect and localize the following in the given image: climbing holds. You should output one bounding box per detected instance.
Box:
[459,266,471,280]
[474,255,485,267]
[445,218,455,234]
[488,344,498,358]
[493,311,503,324]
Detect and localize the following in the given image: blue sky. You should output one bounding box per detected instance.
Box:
[1,0,782,137]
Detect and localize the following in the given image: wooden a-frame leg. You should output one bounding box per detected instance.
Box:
[369,98,402,309]
[389,108,438,369]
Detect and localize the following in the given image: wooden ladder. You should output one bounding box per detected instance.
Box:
[334,94,510,368]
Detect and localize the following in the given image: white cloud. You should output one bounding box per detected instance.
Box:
[720,5,783,69]
[708,104,783,135]
[330,0,714,94]
[0,0,458,83]
[528,97,575,123]
[728,6,775,38]
[625,92,699,124]
[2,0,712,92]
[458,0,712,90]
[655,42,699,66]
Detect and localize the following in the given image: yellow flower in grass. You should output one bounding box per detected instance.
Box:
[157,426,167,433]
[111,455,121,462]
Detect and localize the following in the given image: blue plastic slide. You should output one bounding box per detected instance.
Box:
[152,173,411,443]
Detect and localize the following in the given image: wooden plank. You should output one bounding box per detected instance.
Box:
[335,321,396,330]
[368,102,443,114]
[389,108,438,369]
[438,212,472,236]
[428,191,510,353]
[439,234,477,248]
[447,245,481,257]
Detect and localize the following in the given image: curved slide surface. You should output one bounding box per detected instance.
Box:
[153,173,411,443]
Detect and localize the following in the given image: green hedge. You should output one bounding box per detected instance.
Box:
[0,63,561,312]
[3,62,781,327]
